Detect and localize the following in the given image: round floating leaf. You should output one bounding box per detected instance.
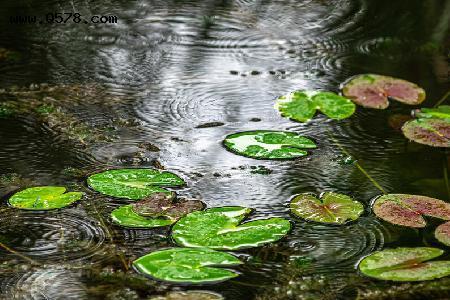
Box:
[132,248,241,284]
[223,131,316,160]
[373,194,450,228]
[435,222,450,246]
[290,192,364,224]
[402,118,450,148]
[415,105,450,120]
[275,90,355,122]
[131,192,204,219]
[342,74,426,109]
[359,247,450,281]
[149,291,223,300]
[111,205,174,228]
[8,186,83,210]
[172,206,291,250]
[87,168,185,200]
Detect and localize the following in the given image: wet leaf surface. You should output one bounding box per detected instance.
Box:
[8,186,83,210]
[223,131,316,159]
[290,192,364,224]
[359,247,450,281]
[435,221,450,246]
[372,194,450,228]
[132,248,241,284]
[149,290,224,300]
[415,106,450,120]
[342,74,426,109]
[402,118,450,147]
[131,192,204,219]
[110,205,174,228]
[87,169,185,200]
[172,206,291,250]
[275,90,355,122]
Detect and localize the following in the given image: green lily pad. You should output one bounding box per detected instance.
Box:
[110,205,174,228]
[223,131,316,160]
[358,247,450,281]
[8,186,83,210]
[131,192,204,219]
[415,106,450,120]
[435,222,450,246]
[402,117,450,148]
[275,90,355,122]
[372,194,450,228]
[172,206,291,250]
[132,248,241,284]
[290,192,364,224]
[87,169,185,200]
[342,74,426,109]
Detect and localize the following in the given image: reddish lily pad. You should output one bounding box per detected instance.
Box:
[342,74,426,109]
[402,118,450,148]
[131,192,204,220]
[359,247,450,281]
[290,192,364,224]
[373,194,450,228]
[388,114,413,132]
[435,222,450,246]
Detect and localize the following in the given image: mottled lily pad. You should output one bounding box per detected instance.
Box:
[415,106,450,120]
[402,118,450,147]
[87,169,185,200]
[132,248,241,284]
[342,74,426,109]
[359,247,450,281]
[149,291,224,300]
[223,131,316,159]
[373,194,450,228]
[435,222,450,246]
[110,205,174,228]
[172,206,291,250]
[290,192,364,224]
[8,186,83,210]
[275,90,355,122]
[131,192,204,219]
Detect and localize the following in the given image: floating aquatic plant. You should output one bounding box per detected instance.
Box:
[223,131,316,159]
[8,186,83,210]
[132,248,241,284]
[275,90,355,122]
[358,247,450,281]
[372,194,450,228]
[111,193,204,228]
[149,290,224,300]
[402,106,450,148]
[435,222,450,247]
[172,206,291,250]
[111,205,174,228]
[290,192,364,224]
[342,74,426,109]
[87,168,184,200]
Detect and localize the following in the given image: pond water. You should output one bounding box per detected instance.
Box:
[0,0,448,299]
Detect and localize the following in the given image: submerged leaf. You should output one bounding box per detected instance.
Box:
[131,193,204,219]
[402,117,450,148]
[223,131,316,159]
[290,192,364,224]
[342,74,426,109]
[359,247,450,281]
[132,248,241,284]
[87,168,184,200]
[8,186,83,210]
[435,222,450,246]
[172,206,291,250]
[275,90,355,122]
[373,194,450,228]
[111,205,174,228]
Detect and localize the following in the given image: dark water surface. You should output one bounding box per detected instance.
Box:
[0,0,449,299]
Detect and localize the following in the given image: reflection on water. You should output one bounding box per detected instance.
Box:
[0,0,448,298]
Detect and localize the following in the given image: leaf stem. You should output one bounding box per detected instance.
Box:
[433,89,450,108]
[328,131,387,194]
[0,242,40,265]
